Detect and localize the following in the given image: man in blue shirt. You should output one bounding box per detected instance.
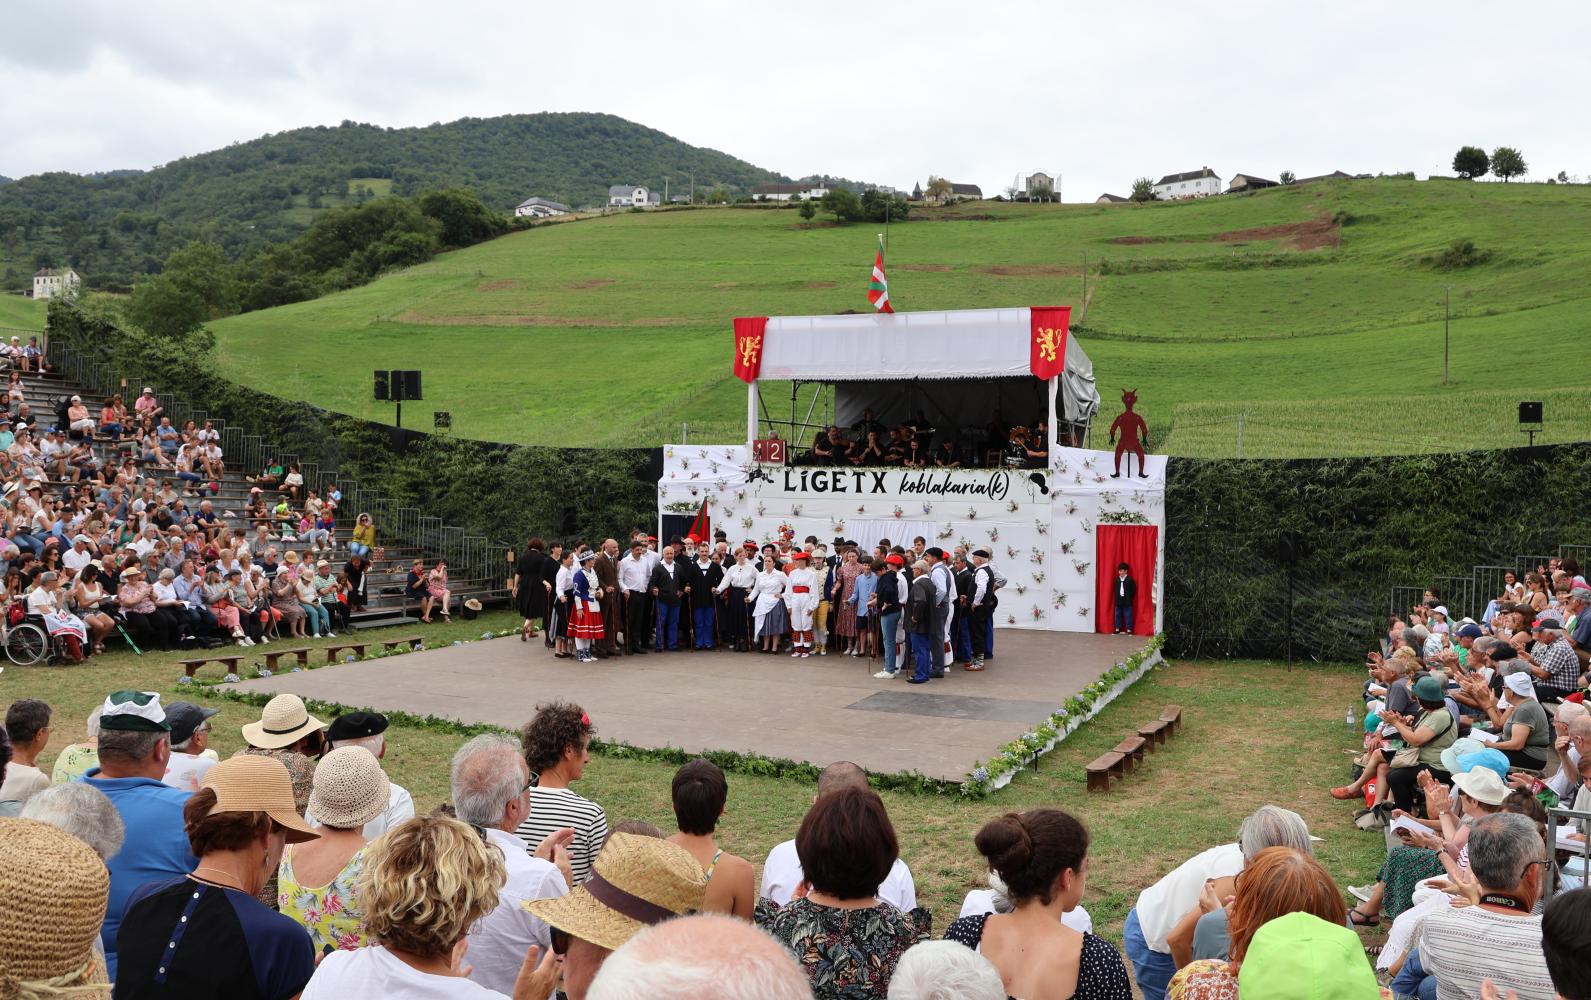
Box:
[81,690,198,979]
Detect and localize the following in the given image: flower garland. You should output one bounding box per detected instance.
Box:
[961,633,1166,796]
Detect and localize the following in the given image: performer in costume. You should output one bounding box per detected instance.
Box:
[542,542,563,648]
[568,550,604,663]
[685,545,723,650]
[810,543,832,656]
[593,539,622,657]
[551,548,575,659]
[785,551,817,658]
[749,553,789,654]
[716,545,756,652]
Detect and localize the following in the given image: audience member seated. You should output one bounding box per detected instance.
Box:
[1123,805,1312,1000]
[0,697,52,805]
[666,758,755,919]
[1234,912,1384,996]
[0,817,113,995]
[959,868,1093,933]
[888,940,1005,1000]
[760,761,918,911]
[115,754,319,1000]
[585,913,813,1000]
[944,809,1131,999]
[756,786,930,999]
[451,733,572,995]
[277,746,388,953]
[320,711,415,838]
[526,832,708,1000]
[515,701,609,885]
[159,701,220,793]
[1380,675,1459,816]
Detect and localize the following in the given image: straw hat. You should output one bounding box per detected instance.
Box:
[524,833,705,951]
[240,693,327,751]
[0,818,109,993]
[202,755,319,843]
[308,747,390,830]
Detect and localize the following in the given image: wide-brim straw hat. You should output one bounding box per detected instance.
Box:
[0,818,109,990]
[203,755,319,843]
[308,747,390,829]
[240,693,327,751]
[523,832,705,951]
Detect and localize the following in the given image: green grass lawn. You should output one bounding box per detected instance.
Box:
[0,294,45,332]
[208,178,1591,455]
[2,609,1384,941]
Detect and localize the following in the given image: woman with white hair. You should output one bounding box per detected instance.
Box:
[1122,805,1312,1000]
[888,941,1005,1000]
[19,780,125,862]
[26,568,88,661]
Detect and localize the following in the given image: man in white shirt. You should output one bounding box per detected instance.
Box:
[63,534,94,573]
[452,733,571,997]
[618,539,652,654]
[758,761,917,911]
[309,712,415,837]
[925,548,953,677]
[159,701,219,793]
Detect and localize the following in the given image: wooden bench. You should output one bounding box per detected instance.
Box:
[381,635,425,653]
[1113,735,1148,773]
[1137,718,1171,747]
[181,653,244,679]
[1160,705,1183,735]
[1086,751,1126,791]
[262,647,312,671]
[324,641,370,663]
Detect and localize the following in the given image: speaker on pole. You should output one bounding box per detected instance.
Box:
[373,370,389,401]
[399,370,422,401]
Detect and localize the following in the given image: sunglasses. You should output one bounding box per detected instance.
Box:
[550,928,570,956]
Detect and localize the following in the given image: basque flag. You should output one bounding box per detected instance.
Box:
[867,235,893,313]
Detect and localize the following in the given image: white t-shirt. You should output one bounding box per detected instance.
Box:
[161,751,217,793]
[0,761,51,804]
[304,945,506,1000]
[959,889,1093,934]
[466,828,568,996]
[759,839,917,912]
[1132,842,1244,953]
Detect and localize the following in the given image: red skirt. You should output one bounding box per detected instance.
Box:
[569,600,605,640]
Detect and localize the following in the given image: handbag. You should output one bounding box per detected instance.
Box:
[1389,710,1454,769]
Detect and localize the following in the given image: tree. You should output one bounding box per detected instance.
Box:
[1452,146,1489,180]
[924,176,953,202]
[1557,171,1570,184]
[415,188,506,248]
[797,200,816,222]
[1129,177,1156,202]
[1003,185,1019,201]
[860,189,910,224]
[126,241,237,341]
[1279,170,1296,185]
[1491,146,1526,182]
[820,188,864,223]
[1027,180,1054,202]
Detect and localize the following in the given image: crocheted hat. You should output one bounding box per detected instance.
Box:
[0,818,109,995]
[308,747,390,830]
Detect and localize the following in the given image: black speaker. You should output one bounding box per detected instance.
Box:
[373,370,389,401]
[398,370,422,401]
[1277,530,1303,565]
[1518,401,1542,425]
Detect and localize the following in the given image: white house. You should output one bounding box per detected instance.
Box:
[514,197,570,218]
[32,267,81,300]
[1018,171,1059,201]
[1152,167,1221,200]
[607,184,650,207]
[751,182,831,202]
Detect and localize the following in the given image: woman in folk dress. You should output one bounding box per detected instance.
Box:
[567,550,604,663]
[715,545,757,652]
[749,548,789,654]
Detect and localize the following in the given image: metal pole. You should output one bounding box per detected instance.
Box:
[1443,286,1451,385]
[1237,412,1244,458]
[395,400,402,429]
[1081,251,1087,314]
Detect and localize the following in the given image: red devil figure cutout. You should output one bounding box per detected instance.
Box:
[1108,389,1149,479]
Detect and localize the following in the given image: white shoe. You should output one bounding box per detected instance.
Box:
[237,638,249,647]
[873,669,893,679]
[326,631,336,638]
[260,635,270,644]
[243,636,256,646]
[1348,884,1375,903]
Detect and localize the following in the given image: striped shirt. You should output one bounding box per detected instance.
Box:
[1418,905,1554,1000]
[513,787,609,886]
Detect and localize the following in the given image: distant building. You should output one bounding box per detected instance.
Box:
[1226,173,1278,194]
[607,184,650,207]
[668,195,692,204]
[1295,170,1356,185]
[949,182,982,199]
[648,191,661,206]
[1152,167,1221,200]
[1018,171,1059,201]
[32,267,81,300]
[514,197,570,218]
[751,182,830,202]
[1095,193,1128,204]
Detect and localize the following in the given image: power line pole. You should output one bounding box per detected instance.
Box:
[1443,286,1451,385]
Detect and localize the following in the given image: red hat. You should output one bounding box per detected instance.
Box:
[790,551,811,561]
[885,553,904,566]
[743,540,758,550]
[646,535,657,541]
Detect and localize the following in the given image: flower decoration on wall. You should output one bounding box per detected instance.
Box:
[892,505,904,519]
[959,537,974,551]
[1050,590,1068,608]
[1060,538,1076,554]
[666,446,675,459]
[966,507,978,520]
[740,517,754,529]
[857,504,867,514]
[790,505,802,517]
[1081,518,1094,534]
[1006,545,1018,559]
[1033,571,1045,584]
[988,527,1000,542]
[757,503,767,516]
[1082,455,1096,469]
[937,522,955,539]
[1007,614,1017,624]
[1078,606,1090,618]
[1035,520,1049,535]
[1099,490,1119,505]
[1014,583,1027,595]
[1064,500,1078,515]
[1099,509,1151,525]
[1030,547,1044,565]
[1031,605,1044,620]
[680,458,691,470]
[922,503,933,515]
[1131,490,1147,505]
[1072,559,1091,575]
[1006,500,1019,513]
[736,490,747,502]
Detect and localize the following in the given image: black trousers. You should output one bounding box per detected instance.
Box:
[625,592,649,651]
[969,605,992,659]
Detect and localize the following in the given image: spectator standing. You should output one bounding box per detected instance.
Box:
[906,559,936,684]
[318,711,414,838]
[0,817,113,996]
[0,698,52,805]
[79,691,198,979]
[451,733,572,995]
[945,809,1131,999]
[277,746,388,953]
[115,755,319,1000]
[666,759,755,920]
[515,702,609,885]
[513,537,549,641]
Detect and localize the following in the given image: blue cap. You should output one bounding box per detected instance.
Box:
[1455,748,1510,781]
[1456,623,1484,639]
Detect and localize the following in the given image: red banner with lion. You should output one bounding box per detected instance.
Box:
[1029,306,1071,381]
[733,316,769,384]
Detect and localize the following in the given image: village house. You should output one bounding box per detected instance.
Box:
[607,184,650,207]
[751,182,830,202]
[1151,167,1221,200]
[32,267,81,300]
[1095,192,1129,204]
[1226,173,1278,194]
[514,197,570,218]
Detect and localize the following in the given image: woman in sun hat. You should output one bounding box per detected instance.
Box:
[114,755,320,1000]
[1470,669,1553,771]
[277,747,388,953]
[0,816,113,994]
[303,814,559,1000]
[236,694,326,906]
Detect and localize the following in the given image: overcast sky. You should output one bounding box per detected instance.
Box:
[4,1,1588,199]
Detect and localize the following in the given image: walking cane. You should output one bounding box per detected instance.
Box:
[116,622,142,655]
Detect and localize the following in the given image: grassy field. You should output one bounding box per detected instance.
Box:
[0,294,45,332]
[207,178,1591,455]
[1,609,1385,941]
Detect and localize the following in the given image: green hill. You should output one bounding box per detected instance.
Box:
[207,178,1591,457]
[0,113,784,289]
[0,295,45,332]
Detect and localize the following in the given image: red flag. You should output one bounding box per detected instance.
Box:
[732,316,768,383]
[867,235,893,313]
[1029,306,1071,380]
[686,499,711,543]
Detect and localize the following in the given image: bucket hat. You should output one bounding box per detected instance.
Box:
[0,818,109,992]
[1237,911,1381,998]
[308,747,389,830]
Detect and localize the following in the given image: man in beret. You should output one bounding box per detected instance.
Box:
[316,711,415,837]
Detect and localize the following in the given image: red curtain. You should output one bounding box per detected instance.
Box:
[1095,525,1158,636]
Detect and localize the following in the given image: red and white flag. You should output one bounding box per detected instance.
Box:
[867,235,893,313]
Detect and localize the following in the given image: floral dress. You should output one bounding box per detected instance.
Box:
[278,845,369,953]
[756,896,930,999]
[835,561,864,637]
[1168,959,1393,1000]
